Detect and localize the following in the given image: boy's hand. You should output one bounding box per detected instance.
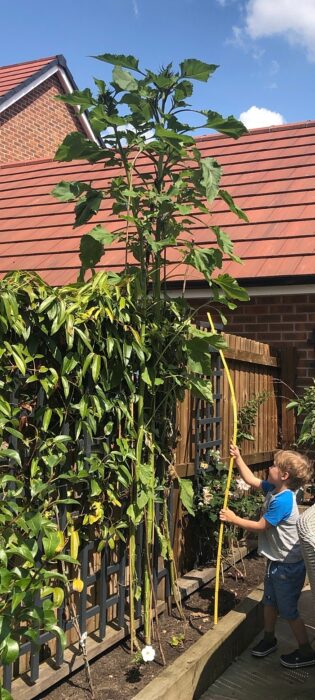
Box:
[230,443,240,461]
[220,507,237,524]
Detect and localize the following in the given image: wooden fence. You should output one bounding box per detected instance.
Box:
[172,331,297,574]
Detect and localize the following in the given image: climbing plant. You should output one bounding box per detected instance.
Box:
[287,380,315,447]
[0,54,250,694]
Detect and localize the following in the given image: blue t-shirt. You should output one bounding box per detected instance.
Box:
[258,481,303,563]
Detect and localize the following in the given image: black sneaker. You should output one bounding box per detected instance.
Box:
[251,638,278,657]
[280,649,315,668]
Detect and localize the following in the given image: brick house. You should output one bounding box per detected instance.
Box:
[0,55,314,398]
[0,55,97,162]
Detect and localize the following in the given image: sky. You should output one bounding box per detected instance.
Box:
[1,0,315,129]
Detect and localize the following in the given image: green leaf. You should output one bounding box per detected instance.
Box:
[86,225,115,245]
[141,367,152,386]
[92,354,101,382]
[0,685,13,699]
[52,587,64,608]
[186,337,211,376]
[184,247,222,279]
[78,226,114,276]
[55,553,79,564]
[54,132,104,164]
[4,342,26,375]
[200,158,221,202]
[93,53,140,72]
[56,88,95,111]
[74,326,93,352]
[0,616,10,643]
[42,408,52,432]
[0,398,11,417]
[189,377,213,403]
[212,226,241,263]
[1,637,19,665]
[180,59,218,82]
[136,489,148,510]
[286,401,298,410]
[79,235,103,274]
[155,524,168,559]
[178,478,195,516]
[174,80,193,102]
[52,180,89,202]
[91,479,102,497]
[219,189,249,223]
[61,376,70,398]
[202,110,248,139]
[82,352,94,376]
[155,125,194,144]
[214,274,249,301]
[43,532,60,560]
[75,190,103,228]
[112,66,138,91]
[46,624,67,649]
[4,426,24,440]
[0,448,21,467]
[11,591,26,613]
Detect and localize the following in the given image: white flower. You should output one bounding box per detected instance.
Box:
[200,461,208,470]
[202,486,213,505]
[141,645,156,663]
[235,477,251,493]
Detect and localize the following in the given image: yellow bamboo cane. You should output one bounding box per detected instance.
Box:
[207,312,238,625]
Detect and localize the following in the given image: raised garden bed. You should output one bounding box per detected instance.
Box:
[40,551,265,700]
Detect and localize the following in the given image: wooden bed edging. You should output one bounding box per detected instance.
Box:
[133,586,264,700]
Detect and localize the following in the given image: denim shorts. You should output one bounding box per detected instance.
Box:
[263,559,306,620]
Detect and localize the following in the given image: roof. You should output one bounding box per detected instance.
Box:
[0,55,97,143]
[0,56,58,98]
[0,120,315,287]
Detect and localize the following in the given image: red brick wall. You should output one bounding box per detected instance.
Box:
[0,75,85,163]
[195,293,315,395]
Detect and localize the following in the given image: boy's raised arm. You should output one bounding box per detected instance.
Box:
[230,443,262,489]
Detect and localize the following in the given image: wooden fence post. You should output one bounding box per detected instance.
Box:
[279,347,297,448]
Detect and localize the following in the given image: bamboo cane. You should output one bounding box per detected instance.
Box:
[207,313,238,625]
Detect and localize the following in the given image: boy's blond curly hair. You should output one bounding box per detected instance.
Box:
[274,450,313,490]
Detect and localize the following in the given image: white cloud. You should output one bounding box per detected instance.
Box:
[132,0,139,16]
[245,0,315,61]
[239,105,285,128]
[270,59,279,75]
[226,25,247,49]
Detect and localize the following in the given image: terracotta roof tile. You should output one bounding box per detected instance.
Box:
[0,120,315,284]
[0,56,57,98]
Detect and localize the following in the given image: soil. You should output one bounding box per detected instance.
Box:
[42,551,266,700]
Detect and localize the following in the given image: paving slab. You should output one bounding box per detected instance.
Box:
[202,587,315,700]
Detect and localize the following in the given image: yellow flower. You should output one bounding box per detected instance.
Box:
[73,577,84,593]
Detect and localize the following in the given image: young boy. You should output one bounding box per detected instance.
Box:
[220,445,314,669]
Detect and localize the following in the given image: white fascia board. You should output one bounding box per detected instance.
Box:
[0,65,98,144]
[167,284,315,299]
[57,68,98,144]
[0,64,60,112]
